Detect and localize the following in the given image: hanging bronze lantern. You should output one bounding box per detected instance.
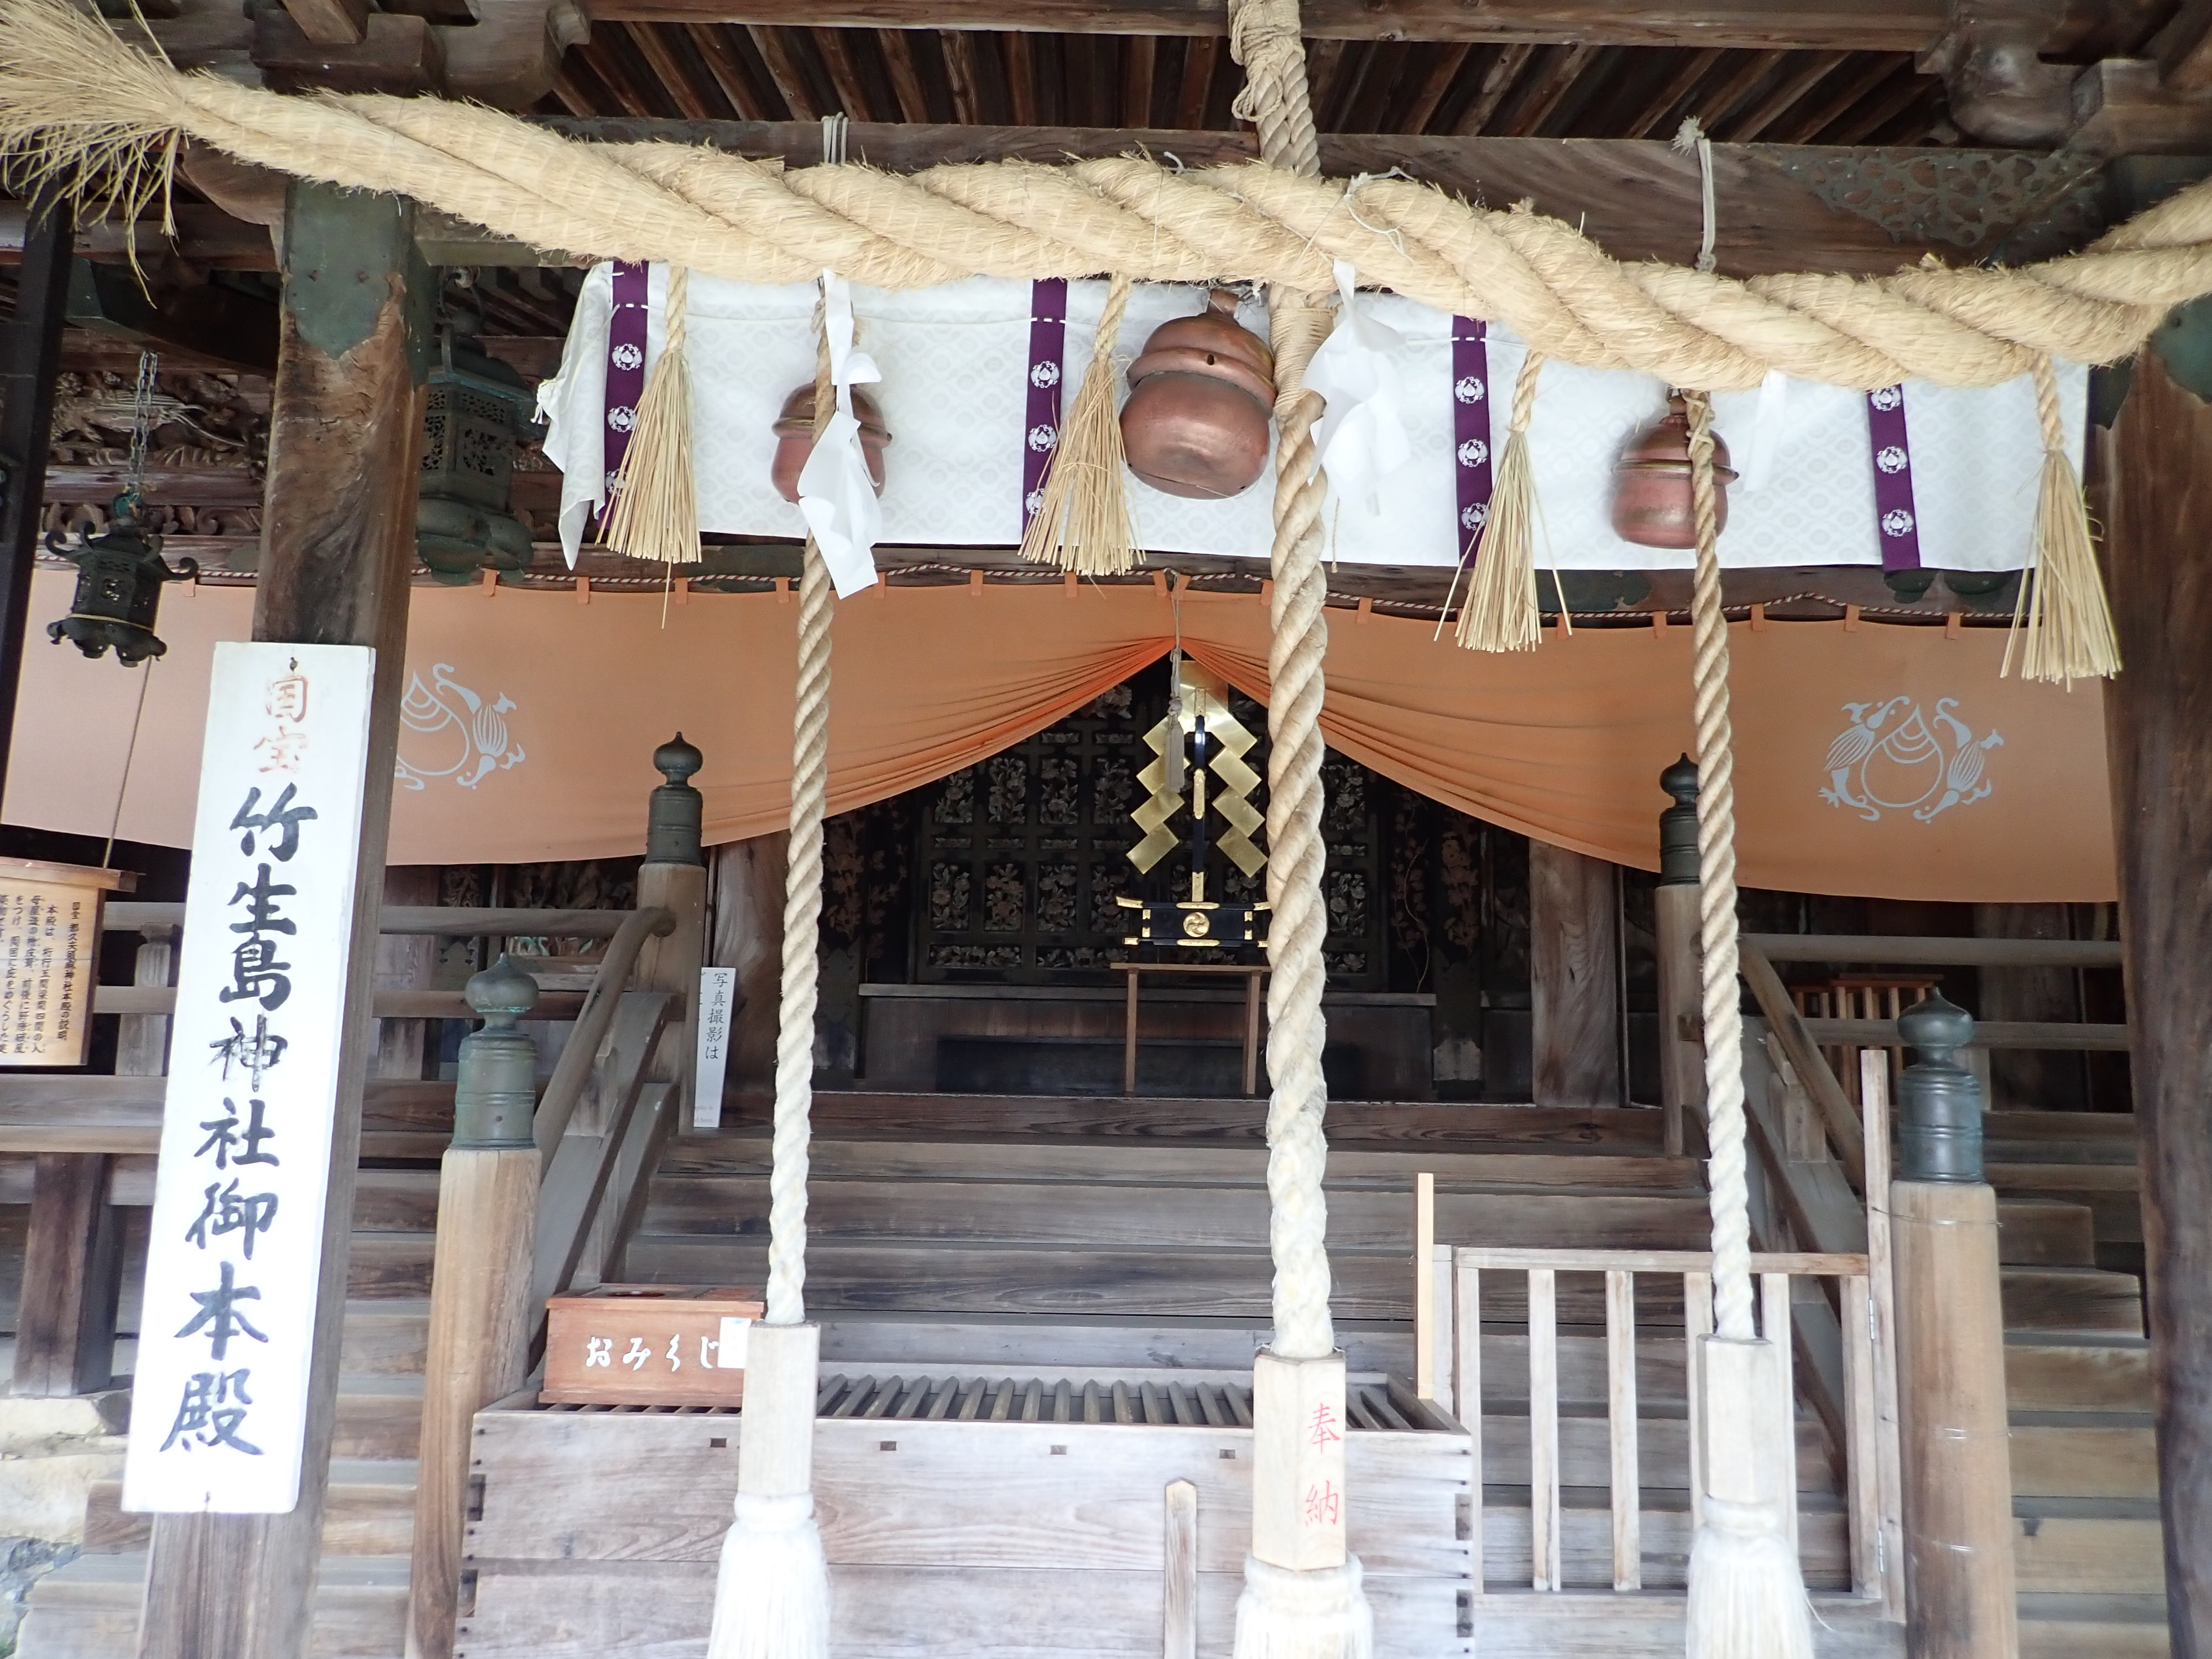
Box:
[1120,289,1276,500]
[46,494,197,667]
[1610,394,1739,549]
[416,335,539,586]
[770,385,892,503]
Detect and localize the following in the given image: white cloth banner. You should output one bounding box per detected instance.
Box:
[123,643,374,1514]
[539,267,2086,573]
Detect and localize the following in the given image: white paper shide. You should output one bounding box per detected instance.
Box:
[123,643,374,1515]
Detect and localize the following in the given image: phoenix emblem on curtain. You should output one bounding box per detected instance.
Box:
[1819,696,2004,825]
[395,664,528,791]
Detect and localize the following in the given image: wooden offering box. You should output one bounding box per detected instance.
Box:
[541,1285,765,1407]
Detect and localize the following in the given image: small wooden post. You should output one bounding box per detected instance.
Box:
[11,1154,122,1397]
[1163,1478,1198,1659]
[116,926,178,1078]
[406,957,541,1659]
[1653,757,1702,1158]
[2104,325,2212,1653]
[138,178,427,1659]
[1862,1051,1907,1619]
[1414,1173,1436,1400]
[1530,842,1623,1108]
[635,736,708,1128]
[1455,1260,1484,1595]
[1888,998,2016,1658]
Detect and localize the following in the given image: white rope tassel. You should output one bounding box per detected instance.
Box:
[1233,1555,1374,1659]
[1681,391,1814,1659]
[705,340,837,1659]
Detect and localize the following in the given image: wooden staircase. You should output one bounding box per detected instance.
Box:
[1989,1110,2165,1658]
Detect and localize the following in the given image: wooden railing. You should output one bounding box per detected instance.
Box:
[1443,1246,1902,1609]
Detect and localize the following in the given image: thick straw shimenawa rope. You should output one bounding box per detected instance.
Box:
[1,0,2202,394]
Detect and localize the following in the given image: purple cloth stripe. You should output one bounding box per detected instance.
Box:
[1021,278,1070,529]
[1865,383,1923,571]
[1451,318,1494,565]
[603,260,650,505]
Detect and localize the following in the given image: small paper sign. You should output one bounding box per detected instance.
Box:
[0,859,130,1068]
[717,1315,752,1369]
[123,643,374,1515]
[693,965,735,1130]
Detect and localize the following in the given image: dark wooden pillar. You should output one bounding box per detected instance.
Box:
[1528,840,1623,1107]
[2103,309,2212,1658]
[138,180,427,1659]
[0,195,72,785]
[11,1154,122,1397]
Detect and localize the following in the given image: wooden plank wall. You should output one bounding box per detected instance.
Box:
[457,1411,1470,1659]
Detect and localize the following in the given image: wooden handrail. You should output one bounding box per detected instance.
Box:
[531,906,675,1165]
[93,985,589,1020]
[1452,1245,1866,1275]
[103,902,637,938]
[1743,932,2121,969]
[1805,1016,2130,1051]
[1739,943,1866,1191]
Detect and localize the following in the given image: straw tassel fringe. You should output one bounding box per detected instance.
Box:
[603,263,703,566]
[2005,353,2119,685]
[1019,273,1140,576]
[1453,351,1546,652]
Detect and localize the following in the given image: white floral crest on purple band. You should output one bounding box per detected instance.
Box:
[1870,385,1903,411]
[1881,508,1916,538]
[1876,445,1908,474]
[1461,502,1490,531]
[1454,375,1486,404]
[1457,438,1490,468]
[604,469,622,493]
[611,343,643,372]
[1024,487,1045,515]
[1030,362,1061,389]
[607,405,636,433]
[1027,424,1058,452]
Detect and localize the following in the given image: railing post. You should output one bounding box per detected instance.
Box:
[406,956,542,1659]
[1889,994,2017,1659]
[1654,755,1702,1157]
[635,734,708,1127]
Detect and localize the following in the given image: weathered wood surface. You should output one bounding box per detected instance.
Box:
[102,902,637,937]
[466,1410,1467,1574]
[0,1075,455,1157]
[528,118,2040,280]
[2103,333,2212,1655]
[718,1091,1671,1149]
[1743,935,2125,969]
[9,1153,122,1395]
[373,865,439,1081]
[1529,843,1622,1109]
[139,180,429,1659]
[1803,1018,2131,1051]
[640,1177,1712,1250]
[91,983,588,1020]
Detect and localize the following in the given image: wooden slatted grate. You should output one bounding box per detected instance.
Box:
[538,1373,1454,1430]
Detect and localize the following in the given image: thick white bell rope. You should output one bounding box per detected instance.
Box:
[796,269,884,598]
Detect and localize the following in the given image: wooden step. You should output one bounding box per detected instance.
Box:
[1998,1200,2099,1266]
[728,1091,1673,1151]
[627,1239,1708,1326]
[2001,1267,2146,1335]
[1988,1162,2144,1245]
[341,1299,431,1376]
[2008,1418,2158,1500]
[2005,1335,2153,1412]
[351,1170,442,1234]
[2013,1500,2166,1596]
[18,1553,406,1659]
[660,1134,1703,1193]
[81,1459,416,1556]
[2018,1594,2170,1658]
[334,1375,425,1461]
[1983,1113,2137,1165]
[345,1234,437,1301]
[640,1176,1713,1253]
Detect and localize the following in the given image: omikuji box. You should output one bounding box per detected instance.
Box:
[541,1285,765,1407]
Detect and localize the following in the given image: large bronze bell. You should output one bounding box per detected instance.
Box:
[770,384,893,503]
[1610,394,1738,549]
[1120,289,1276,499]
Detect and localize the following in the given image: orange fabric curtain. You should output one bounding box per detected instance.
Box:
[4,571,2113,900]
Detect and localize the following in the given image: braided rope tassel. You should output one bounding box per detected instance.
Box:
[765,323,836,1329]
[1681,390,1814,1659]
[2005,353,2121,685]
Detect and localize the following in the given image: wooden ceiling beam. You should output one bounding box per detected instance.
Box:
[583,1,1949,54]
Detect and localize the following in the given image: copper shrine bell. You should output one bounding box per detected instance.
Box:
[1120,289,1276,500]
[1610,394,1739,549]
[770,384,893,503]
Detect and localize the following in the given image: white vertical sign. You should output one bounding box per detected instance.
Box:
[693,966,735,1130]
[124,643,375,1514]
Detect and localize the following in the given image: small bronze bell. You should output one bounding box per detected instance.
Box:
[1120,289,1276,500]
[770,384,892,503]
[1610,394,1739,549]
